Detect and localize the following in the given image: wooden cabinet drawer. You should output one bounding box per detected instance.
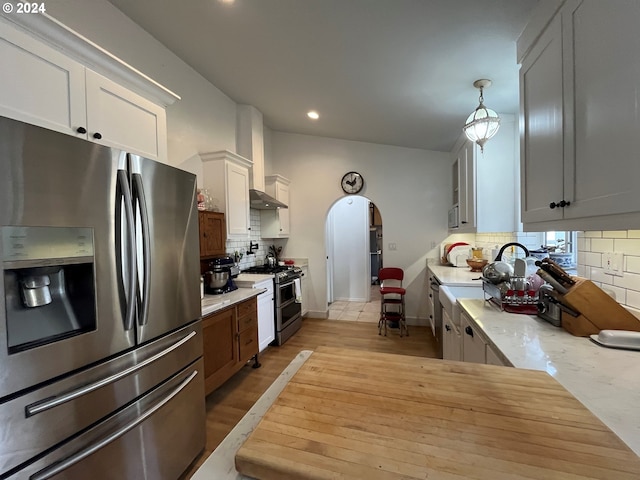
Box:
[237,297,257,319]
[238,327,258,364]
[238,312,257,333]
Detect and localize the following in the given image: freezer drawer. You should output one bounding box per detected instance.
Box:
[0,321,202,476]
[6,358,205,480]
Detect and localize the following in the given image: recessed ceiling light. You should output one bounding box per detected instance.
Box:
[307,111,319,120]
[218,0,235,4]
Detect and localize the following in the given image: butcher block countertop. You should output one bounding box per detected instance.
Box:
[235,347,640,480]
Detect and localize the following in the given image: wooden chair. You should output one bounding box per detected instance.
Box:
[378,267,408,337]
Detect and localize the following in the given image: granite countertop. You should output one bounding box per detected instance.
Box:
[428,262,484,286]
[201,288,265,317]
[459,298,640,456]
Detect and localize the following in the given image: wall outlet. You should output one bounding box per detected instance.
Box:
[603,252,624,277]
[388,242,397,251]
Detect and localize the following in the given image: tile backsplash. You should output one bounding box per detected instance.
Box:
[224,209,287,270]
[576,230,640,310]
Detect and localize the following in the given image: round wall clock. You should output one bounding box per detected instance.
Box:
[341,171,364,194]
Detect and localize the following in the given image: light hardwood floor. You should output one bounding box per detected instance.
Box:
[181,317,437,478]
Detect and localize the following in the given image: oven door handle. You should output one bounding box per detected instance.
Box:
[280,296,297,309]
[30,370,198,480]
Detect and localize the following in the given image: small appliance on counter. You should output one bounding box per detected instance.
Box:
[204,256,239,294]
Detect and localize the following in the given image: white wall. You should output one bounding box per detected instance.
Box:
[46,0,237,168]
[328,196,369,302]
[271,132,451,322]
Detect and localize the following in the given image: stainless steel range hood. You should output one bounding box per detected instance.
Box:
[249,189,288,209]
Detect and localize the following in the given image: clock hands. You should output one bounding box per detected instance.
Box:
[346,178,357,187]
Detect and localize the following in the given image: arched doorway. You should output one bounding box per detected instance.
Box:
[325,196,383,305]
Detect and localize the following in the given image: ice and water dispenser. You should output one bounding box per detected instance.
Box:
[2,226,96,353]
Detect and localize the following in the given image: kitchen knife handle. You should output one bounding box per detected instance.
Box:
[536,269,568,294]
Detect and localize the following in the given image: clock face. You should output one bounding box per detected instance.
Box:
[341,171,364,194]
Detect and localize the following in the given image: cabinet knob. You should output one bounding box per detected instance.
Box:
[445,324,451,332]
[550,200,571,209]
[465,326,474,337]
[92,132,103,140]
[461,221,467,224]
[76,127,87,134]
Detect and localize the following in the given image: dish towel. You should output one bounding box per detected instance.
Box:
[293,278,302,303]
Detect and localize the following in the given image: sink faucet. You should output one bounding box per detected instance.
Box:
[247,241,259,255]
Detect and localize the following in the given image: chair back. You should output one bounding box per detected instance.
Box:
[378,267,404,286]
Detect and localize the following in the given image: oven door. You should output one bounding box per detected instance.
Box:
[276,280,301,329]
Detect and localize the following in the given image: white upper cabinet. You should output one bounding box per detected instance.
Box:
[0,16,177,162]
[450,114,517,233]
[519,0,640,230]
[0,22,87,137]
[85,70,167,161]
[201,150,253,239]
[260,175,291,238]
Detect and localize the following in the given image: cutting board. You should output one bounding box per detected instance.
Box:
[235,347,640,480]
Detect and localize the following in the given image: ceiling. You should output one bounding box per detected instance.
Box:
[107,0,538,153]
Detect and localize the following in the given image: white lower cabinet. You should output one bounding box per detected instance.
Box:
[461,313,486,364]
[442,309,461,362]
[461,312,508,366]
[485,345,506,366]
[255,280,275,352]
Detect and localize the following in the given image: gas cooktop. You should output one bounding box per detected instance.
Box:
[242,265,302,283]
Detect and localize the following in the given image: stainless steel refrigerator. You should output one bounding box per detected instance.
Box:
[0,116,205,479]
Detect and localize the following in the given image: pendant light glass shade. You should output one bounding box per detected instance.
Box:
[463,79,500,152]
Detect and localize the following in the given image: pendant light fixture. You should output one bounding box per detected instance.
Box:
[463,79,500,152]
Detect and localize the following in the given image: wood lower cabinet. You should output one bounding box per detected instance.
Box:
[198,211,226,258]
[202,296,259,396]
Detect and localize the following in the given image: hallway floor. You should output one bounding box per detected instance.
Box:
[327,285,382,322]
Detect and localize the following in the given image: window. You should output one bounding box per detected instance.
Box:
[544,231,577,267]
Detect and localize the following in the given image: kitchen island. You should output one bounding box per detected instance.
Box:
[235,347,640,479]
[196,344,640,479]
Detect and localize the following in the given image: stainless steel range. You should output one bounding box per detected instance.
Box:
[243,265,303,345]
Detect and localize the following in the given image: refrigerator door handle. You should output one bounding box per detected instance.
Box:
[117,168,137,332]
[29,369,199,480]
[132,171,151,327]
[25,331,197,417]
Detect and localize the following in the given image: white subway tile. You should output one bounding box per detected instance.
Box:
[602,230,628,239]
[626,290,640,310]
[614,238,640,255]
[583,251,602,267]
[583,231,603,238]
[590,238,614,253]
[600,285,626,303]
[590,267,615,286]
[613,272,640,292]
[626,256,640,274]
[628,230,640,239]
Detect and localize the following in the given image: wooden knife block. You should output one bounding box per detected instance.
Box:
[553,277,640,336]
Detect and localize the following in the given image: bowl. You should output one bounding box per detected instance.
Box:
[466,258,488,272]
[549,252,573,268]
